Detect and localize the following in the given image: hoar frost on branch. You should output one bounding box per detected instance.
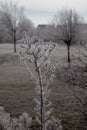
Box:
[0,106,32,130]
[20,33,62,130]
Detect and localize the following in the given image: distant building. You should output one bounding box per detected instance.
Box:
[36,24,57,42]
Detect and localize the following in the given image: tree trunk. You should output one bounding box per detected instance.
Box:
[67,45,71,67]
[13,30,16,53]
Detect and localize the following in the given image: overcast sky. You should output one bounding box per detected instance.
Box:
[1,0,87,26]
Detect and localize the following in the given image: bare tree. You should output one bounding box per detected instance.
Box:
[18,16,35,39]
[0,2,24,52]
[53,9,82,67]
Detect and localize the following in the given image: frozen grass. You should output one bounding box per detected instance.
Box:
[0,43,86,130]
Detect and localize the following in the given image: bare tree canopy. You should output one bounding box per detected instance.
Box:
[18,16,35,39]
[53,9,82,66]
[0,2,24,52]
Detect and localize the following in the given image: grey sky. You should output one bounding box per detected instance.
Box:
[1,0,87,26]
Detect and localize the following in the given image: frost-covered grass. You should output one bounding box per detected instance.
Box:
[0,43,84,56]
[0,52,82,130]
[0,53,35,116]
[0,43,86,130]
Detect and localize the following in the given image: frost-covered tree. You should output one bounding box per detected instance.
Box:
[18,16,35,39]
[0,2,24,52]
[53,9,82,67]
[20,33,62,130]
[0,106,32,130]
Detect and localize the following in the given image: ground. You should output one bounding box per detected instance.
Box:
[0,43,86,130]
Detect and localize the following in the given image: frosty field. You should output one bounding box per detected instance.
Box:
[0,43,85,130]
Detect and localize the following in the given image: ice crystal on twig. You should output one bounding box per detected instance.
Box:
[20,33,62,130]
